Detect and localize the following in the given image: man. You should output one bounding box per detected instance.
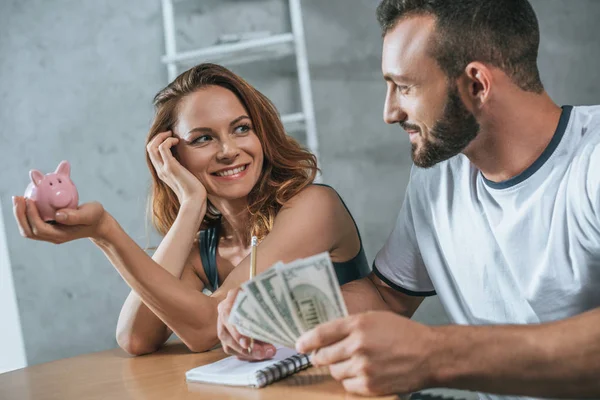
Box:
[217,0,600,398]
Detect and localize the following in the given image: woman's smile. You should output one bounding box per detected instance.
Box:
[211,163,251,180]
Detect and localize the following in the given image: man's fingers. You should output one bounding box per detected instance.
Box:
[328,357,357,381]
[13,197,34,238]
[296,316,353,354]
[310,336,355,367]
[341,376,375,396]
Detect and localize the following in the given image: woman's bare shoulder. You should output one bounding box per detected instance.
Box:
[284,184,342,210]
[276,184,349,231]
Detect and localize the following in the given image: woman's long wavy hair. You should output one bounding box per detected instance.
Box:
[146,63,318,243]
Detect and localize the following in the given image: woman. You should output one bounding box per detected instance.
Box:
[12,63,369,356]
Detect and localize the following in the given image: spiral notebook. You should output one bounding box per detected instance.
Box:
[185,347,311,388]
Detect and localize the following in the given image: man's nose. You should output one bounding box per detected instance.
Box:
[383,90,408,125]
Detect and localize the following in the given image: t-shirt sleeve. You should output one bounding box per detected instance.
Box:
[373,175,436,297]
[588,140,600,215]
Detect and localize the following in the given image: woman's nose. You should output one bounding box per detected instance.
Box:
[217,137,240,160]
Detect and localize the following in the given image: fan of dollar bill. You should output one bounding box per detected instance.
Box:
[229,252,348,348]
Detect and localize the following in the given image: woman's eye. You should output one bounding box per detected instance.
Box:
[234,124,251,134]
[192,135,212,144]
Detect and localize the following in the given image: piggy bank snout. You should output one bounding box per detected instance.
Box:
[52,187,75,208]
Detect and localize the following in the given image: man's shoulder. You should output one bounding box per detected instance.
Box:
[570,105,600,158]
[565,106,600,204]
[572,105,600,136]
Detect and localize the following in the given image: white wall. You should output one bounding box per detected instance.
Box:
[0,198,27,373]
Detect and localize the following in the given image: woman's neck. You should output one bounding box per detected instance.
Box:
[209,196,250,248]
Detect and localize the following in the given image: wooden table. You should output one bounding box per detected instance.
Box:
[0,343,404,400]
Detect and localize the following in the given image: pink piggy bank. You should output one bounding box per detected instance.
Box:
[24,160,79,223]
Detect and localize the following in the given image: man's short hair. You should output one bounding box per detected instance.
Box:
[377,0,544,93]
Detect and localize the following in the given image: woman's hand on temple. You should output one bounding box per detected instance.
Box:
[217,288,277,361]
[12,196,114,244]
[147,131,207,210]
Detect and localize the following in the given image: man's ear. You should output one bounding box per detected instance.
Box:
[456,62,492,113]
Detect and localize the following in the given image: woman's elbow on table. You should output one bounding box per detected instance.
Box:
[179,328,219,353]
[116,330,163,356]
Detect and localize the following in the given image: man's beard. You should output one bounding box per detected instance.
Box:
[405,85,480,168]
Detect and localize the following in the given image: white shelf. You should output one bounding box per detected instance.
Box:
[161,33,295,67]
[160,0,319,179]
[281,112,305,132]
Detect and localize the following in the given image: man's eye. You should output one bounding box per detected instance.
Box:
[398,85,411,95]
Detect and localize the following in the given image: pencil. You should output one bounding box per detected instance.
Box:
[248,236,258,354]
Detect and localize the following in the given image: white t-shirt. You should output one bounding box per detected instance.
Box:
[374,105,600,400]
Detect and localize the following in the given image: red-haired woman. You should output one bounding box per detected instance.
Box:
[12,63,369,356]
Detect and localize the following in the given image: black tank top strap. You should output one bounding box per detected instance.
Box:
[198,223,221,292]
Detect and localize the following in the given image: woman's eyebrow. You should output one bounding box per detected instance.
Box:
[186,115,251,136]
[229,115,250,127]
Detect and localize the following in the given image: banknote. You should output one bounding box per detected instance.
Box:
[228,290,292,347]
[229,252,348,346]
[252,265,301,340]
[242,275,296,343]
[277,252,348,333]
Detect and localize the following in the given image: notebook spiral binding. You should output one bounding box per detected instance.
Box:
[255,353,312,388]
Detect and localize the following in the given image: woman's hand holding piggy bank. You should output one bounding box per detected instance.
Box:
[13,161,114,244]
[24,160,79,222]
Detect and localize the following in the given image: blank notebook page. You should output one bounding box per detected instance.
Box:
[186,347,299,387]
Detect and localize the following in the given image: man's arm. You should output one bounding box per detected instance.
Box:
[297,307,600,397]
[342,271,425,318]
[431,307,600,397]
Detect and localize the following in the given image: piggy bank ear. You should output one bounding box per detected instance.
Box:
[55,160,71,177]
[29,170,44,186]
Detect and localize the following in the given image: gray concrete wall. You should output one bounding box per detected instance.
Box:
[1,0,599,366]
[0,0,164,365]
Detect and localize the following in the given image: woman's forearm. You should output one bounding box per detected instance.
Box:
[116,292,172,355]
[151,200,205,276]
[115,202,205,353]
[93,213,219,352]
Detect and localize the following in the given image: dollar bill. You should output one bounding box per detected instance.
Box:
[242,276,296,343]
[277,252,348,333]
[229,252,349,347]
[229,290,294,348]
[253,264,302,340]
